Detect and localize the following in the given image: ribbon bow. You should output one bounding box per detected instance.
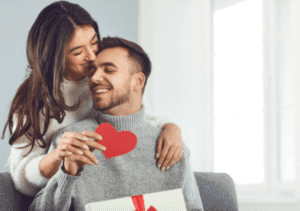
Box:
[131,195,157,211]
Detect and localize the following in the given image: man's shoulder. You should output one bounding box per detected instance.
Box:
[135,119,162,138]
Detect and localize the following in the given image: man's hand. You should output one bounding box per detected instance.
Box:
[156,123,183,172]
[61,130,105,176]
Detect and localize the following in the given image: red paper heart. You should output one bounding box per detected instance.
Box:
[95,123,137,159]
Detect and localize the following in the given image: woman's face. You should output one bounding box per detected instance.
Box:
[65,25,99,81]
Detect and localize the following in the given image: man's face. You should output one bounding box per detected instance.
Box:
[89,47,134,113]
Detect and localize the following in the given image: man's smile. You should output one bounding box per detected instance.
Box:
[94,89,109,94]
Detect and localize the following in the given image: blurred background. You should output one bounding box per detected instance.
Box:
[1,0,300,210]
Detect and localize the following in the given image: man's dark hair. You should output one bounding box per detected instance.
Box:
[98,37,151,94]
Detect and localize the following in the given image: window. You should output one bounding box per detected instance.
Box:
[213,0,294,194]
[213,0,264,185]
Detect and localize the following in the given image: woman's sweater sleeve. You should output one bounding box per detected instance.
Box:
[7,113,50,197]
[8,135,50,197]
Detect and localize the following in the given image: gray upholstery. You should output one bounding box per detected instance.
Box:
[0,171,238,211]
[194,172,238,211]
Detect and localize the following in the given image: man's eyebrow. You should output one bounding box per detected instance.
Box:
[69,33,98,53]
[99,62,117,68]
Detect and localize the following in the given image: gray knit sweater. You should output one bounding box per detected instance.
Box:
[28,107,203,211]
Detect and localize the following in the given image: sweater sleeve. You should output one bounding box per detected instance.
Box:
[7,114,50,197]
[28,166,81,211]
[181,143,204,211]
[8,135,50,197]
[142,97,171,129]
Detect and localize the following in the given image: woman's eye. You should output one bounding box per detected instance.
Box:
[74,52,82,56]
[92,41,98,45]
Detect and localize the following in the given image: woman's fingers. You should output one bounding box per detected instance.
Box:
[166,147,181,169]
[159,145,177,172]
[156,141,170,169]
[156,137,163,159]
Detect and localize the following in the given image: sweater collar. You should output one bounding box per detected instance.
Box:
[97,105,145,131]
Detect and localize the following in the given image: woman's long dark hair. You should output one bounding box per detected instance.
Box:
[2,1,101,156]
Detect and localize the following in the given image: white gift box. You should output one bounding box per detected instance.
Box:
[85,188,187,211]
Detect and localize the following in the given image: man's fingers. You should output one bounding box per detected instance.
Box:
[68,154,94,166]
[57,150,73,160]
[60,137,90,152]
[82,149,99,165]
[62,132,90,142]
[83,139,106,152]
[160,146,177,172]
[82,130,103,141]
[156,137,163,159]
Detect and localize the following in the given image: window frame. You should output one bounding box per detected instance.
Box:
[212,0,296,199]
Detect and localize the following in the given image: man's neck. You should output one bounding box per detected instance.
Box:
[97,104,145,131]
[102,98,142,117]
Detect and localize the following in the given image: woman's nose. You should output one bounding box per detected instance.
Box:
[85,47,96,61]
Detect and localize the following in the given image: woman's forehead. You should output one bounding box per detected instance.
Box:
[67,25,97,51]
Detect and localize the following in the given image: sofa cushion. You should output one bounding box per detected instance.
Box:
[0,172,33,211]
[194,172,238,211]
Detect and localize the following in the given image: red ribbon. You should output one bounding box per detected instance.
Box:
[131,195,157,211]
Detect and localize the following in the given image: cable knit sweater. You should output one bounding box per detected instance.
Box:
[28,107,203,211]
[7,77,169,197]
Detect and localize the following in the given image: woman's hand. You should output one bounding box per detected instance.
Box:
[62,130,105,176]
[40,130,105,178]
[156,123,183,172]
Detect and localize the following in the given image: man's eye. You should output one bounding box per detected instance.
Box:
[105,69,114,73]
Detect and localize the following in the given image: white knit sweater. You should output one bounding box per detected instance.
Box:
[7,77,169,197]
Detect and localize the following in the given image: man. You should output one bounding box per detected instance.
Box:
[29,37,203,211]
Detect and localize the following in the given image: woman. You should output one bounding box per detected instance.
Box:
[2,1,183,197]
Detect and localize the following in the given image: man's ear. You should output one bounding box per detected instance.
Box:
[132,71,145,92]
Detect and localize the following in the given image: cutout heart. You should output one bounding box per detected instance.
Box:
[95,123,137,159]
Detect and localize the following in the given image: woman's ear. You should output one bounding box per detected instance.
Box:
[132,71,146,92]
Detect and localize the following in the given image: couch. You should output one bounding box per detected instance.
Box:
[0,171,238,211]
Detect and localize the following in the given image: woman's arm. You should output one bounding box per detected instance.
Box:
[142,98,183,172]
[9,136,50,197]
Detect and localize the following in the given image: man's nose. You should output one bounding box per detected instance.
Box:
[90,67,104,82]
[85,47,96,61]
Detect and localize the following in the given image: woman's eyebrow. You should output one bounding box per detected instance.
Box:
[91,33,97,40]
[69,33,98,53]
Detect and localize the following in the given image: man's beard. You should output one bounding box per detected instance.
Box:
[93,84,131,111]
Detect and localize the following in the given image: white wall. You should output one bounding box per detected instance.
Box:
[139,0,213,172]
[291,0,300,205]
[0,0,139,172]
